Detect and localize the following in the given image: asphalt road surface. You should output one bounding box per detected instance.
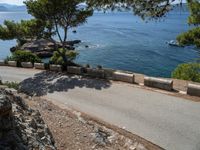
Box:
[1,66,200,150]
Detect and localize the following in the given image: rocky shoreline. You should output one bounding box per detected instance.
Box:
[10,39,81,58]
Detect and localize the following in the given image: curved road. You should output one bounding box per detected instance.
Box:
[1,66,200,150]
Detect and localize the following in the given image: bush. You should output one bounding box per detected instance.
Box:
[177,27,200,47]
[50,48,78,65]
[1,81,19,90]
[172,63,200,83]
[7,50,41,66]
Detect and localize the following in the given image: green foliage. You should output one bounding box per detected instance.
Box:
[24,0,93,64]
[50,48,78,65]
[25,0,93,44]
[176,1,200,48]
[0,20,21,40]
[86,0,172,19]
[172,63,200,83]
[187,0,200,25]
[0,81,19,90]
[7,50,41,66]
[177,27,200,47]
[0,19,51,45]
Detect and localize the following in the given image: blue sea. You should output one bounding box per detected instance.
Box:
[0,8,199,77]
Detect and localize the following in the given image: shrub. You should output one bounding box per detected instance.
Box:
[177,27,200,47]
[172,63,200,83]
[7,50,41,66]
[1,81,19,90]
[50,48,78,65]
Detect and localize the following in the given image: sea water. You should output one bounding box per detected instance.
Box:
[0,7,199,77]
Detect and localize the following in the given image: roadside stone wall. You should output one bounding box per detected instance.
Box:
[1,63,200,97]
[0,89,56,150]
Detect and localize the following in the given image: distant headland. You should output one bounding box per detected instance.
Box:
[0,3,26,12]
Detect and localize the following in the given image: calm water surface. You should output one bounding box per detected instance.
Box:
[0,9,199,77]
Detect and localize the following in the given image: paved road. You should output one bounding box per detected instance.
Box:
[1,66,200,150]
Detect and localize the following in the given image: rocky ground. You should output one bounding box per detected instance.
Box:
[11,39,81,58]
[0,89,56,150]
[0,87,162,150]
[26,97,162,150]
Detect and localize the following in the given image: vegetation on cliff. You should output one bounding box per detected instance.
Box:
[6,50,42,66]
[177,0,200,48]
[0,19,48,46]
[172,63,200,83]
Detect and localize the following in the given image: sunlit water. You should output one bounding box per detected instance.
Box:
[0,8,199,77]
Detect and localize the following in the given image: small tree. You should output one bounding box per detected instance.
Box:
[172,63,200,82]
[24,0,93,46]
[50,48,78,65]
[25,0,93,65]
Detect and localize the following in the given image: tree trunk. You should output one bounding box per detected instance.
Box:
[62,28,68,50]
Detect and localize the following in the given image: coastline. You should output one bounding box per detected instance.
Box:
[0,10,199,78]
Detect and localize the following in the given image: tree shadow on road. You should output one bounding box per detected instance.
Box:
[19,71,111,96]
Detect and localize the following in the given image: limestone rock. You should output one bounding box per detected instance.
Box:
[0,89,56,150]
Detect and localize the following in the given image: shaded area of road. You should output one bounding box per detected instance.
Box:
[19,71,111,96]
[1,66,200,150]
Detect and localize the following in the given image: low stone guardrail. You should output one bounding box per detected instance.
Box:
[67,66,82,75]
[86,68,105,78]
[49,64,62,72]
[34,63,45,70]
[187,83,200,97]
[144,77,173,91]
[0,60,5,66]
[103,68,115,80]
[1,62,200,97]
[8,61,17,67]
[21,62,33,68]
[113,71,135,83]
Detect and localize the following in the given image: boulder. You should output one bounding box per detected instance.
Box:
[34,63,45,70]
[50,64,62,72]
[103,68,115,80]
[86,68,105,78]
[10,46,17,52]
[144,77,173,91]
[187,83,200,97]
[8,61,17,67]
[65,45,75,50]
[65,40,81,46]
[0,60,5,66]
[0,89,56,150]
[21,62,33,68]
[35,51,53,58]
[0,94,13,131]
[67,66,82,75]
[113,71,135,83]
[20,39,55,54]
[16,39,79,58]
[0,94,12,117]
